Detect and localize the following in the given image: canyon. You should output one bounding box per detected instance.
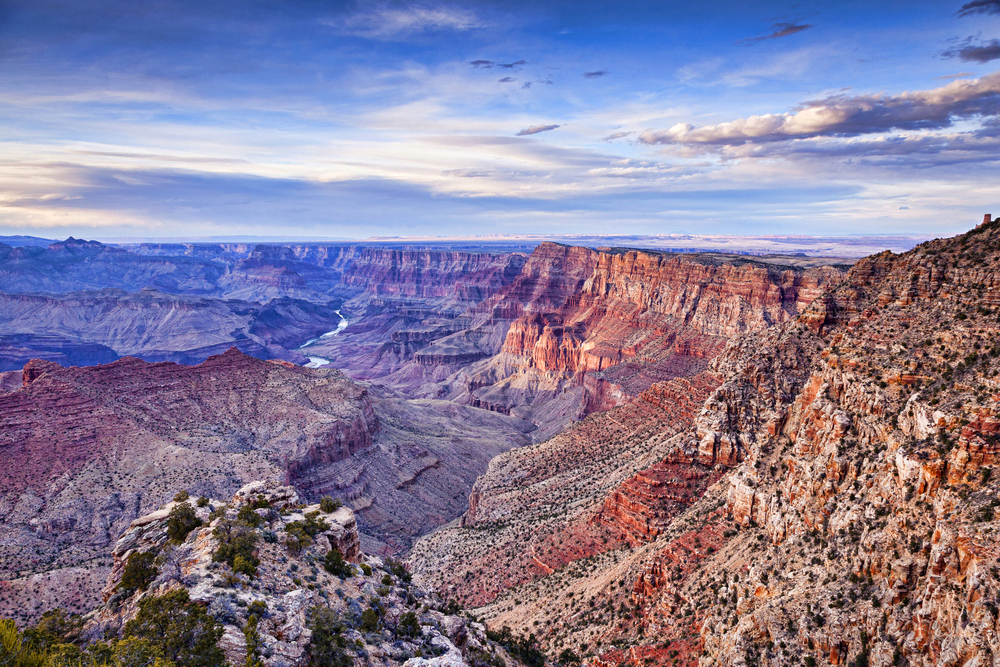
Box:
[7,221,999,667]
[408,217,1000,667]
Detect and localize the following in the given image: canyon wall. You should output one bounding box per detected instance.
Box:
[459,245,842,437]
[411,219,1000,667]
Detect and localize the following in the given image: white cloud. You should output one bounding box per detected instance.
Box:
[332,5,486,39]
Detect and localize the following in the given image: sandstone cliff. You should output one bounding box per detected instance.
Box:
[412,219,1000,667]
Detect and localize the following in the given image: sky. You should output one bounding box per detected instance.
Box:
[0,0,998,240]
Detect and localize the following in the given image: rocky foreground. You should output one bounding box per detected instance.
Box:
[410,217,1000,667]
[81,480,510,667]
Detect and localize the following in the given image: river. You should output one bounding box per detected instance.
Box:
[298,309,348,368]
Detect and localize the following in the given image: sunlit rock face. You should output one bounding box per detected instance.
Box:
[411,219,1000,667]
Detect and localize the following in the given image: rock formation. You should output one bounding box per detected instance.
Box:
[411,218,1000,667]
[85,481,509,667]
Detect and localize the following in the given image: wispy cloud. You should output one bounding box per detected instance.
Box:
[497,60,527,69]
[498,77,515,83]
[442,169,493,178]
[583,70,609,79]
[469,60,494,68]
[738,22,813,45]
[936,72,976,79]
[516,124,560,136]
[956,0,1000,17]
[335,5,486,39]
[603,131,633,141]
[943,38,1000,63]
[639,72,1000,146]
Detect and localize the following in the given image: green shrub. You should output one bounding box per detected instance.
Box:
[485,627,544,667]
[385,558,412,584]
[173,491,189,503]
[323,548,352,579]
[243,614,264,667]
[119,552,158,593]
[305,607,353,667]
[319,497,342,513]
[213,521,259,576]
[236,505,264,528]
[124,590,224,667]
[195,497,209,508]
[397,612,420,639]
[285,512,328,556]
[167,503,201,544]
[360,563,372,576]
[360,609,380,633]
[558,648,581,665]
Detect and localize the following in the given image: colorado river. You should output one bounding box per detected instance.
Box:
[299,309,347,368]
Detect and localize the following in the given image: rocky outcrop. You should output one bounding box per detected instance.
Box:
[86,482,506,667]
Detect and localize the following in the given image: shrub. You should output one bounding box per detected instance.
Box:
[285,512,328,556]
[124,590,224,667]
[213,521,259,577]
[397,612,420,638]
[485,626,545,667]
[360,564,372,576]
[173,491,189,503]
[120,552,158,593]
[385,558,412,584]
[167,503,202,544]
[323,548,352,579]
[360,609,380,633]
[112,637,172,667]
[243,614,264,667]
[236,505,264,528]
[232,556,256,577]
[558,649,581,665]
[305,607,353,667]
[195,497,209,508]
[319,497,342,513]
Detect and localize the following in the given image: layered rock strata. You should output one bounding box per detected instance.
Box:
[0,291,346,370]
[418,219,1000,667]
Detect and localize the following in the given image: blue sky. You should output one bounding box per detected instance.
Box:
[0,0,998,239]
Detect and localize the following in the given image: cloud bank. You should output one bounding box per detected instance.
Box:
[639,72,1000,146]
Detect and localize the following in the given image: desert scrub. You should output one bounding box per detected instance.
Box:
[212,520,259,577]
[119,552,158,593]
[323,548,352,579]
[167,503,201,544]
